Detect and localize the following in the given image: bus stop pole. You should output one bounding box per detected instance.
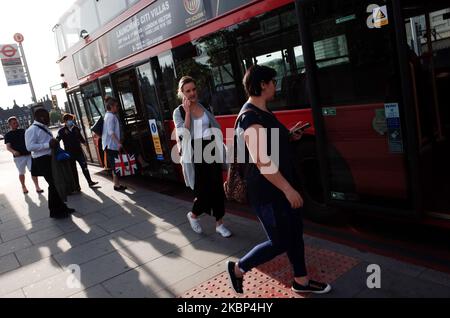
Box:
[18,42,37,103]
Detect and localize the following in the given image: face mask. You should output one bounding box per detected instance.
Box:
[67,120,75,127]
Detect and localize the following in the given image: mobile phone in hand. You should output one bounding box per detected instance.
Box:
[291,121,311,134]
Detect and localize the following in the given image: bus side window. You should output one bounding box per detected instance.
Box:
[280,73,310,109]
[151,53,178,121]
[233,3,307,111]
[171,36,242,116]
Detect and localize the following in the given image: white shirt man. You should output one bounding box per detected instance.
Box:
[25,121,53,158]
[25,108,74,219]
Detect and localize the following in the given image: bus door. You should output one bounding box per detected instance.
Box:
[402,1,450,215]
[67,90,94,163]
[299,0,415,215]
[80,82,106,165]
[96,75,115,166]
[136,62,176,179]
[112,67,173,178]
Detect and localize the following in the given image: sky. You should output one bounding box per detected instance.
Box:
[0,0,75,109]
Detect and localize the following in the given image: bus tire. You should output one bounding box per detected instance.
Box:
[293,138,339,223]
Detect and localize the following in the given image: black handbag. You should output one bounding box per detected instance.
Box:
[91,117,104,136]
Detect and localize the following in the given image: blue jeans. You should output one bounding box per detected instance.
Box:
[238,200,307,277]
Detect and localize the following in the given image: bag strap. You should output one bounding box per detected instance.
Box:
[178,105,186,121]
[226,108,259,182]
[177,106,186,148]
[233,108,257,129]
[33,124,53,137]
[231,108,256,161]
[177,104,214,145]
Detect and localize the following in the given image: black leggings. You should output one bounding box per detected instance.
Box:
[192,139,225,221]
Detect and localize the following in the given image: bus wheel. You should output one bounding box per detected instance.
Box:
[294,139,338,223]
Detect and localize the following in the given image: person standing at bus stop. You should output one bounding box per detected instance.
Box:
[57,113,98,191]
[102,96,127,191]
[4,116,44,194]
[173,76,232,238]
[25,108,75,219]
[226,65,331,294]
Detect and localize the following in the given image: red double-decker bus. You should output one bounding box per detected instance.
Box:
[54,0,450,225]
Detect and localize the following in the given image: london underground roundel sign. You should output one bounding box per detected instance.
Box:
[0,45,18,58]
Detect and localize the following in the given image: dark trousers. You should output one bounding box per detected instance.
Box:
[238,200,307,277]
[192,140,225,221]
[106,149,120,176]
[32,156,68,217]
[69,152,92,189]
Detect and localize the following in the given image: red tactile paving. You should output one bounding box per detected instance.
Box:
[183,288,211,298]
[181,245,360,298]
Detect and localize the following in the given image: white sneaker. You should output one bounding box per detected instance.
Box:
[216,224,232,238]
[187,212,203,234]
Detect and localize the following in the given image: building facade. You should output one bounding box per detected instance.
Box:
[0,98,52,135]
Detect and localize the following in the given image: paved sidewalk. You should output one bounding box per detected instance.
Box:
[1,144,450,298]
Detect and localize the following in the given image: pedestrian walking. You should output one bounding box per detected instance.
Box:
[226,65,331,294]
[4,116,43,194]
[173,76,232,238]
